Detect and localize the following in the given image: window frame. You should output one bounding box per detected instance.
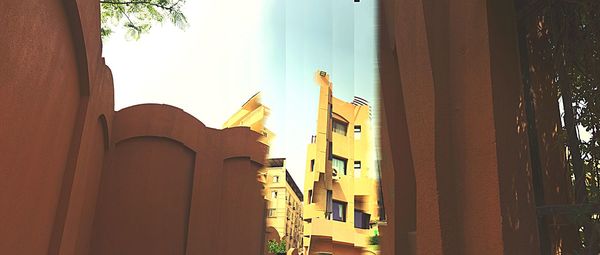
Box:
[328,141,333,160]
[332,155,348,176]
[332,200,347,222]
[354,210,371,229]
[268,208,276,218]
[354,125,362,139]
[354,160,362,177]
[332,119,348,136]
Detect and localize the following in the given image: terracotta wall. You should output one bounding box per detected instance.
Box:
[376,0,569,254]
[0,1,267,255]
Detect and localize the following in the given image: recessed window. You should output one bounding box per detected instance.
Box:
[272,191,278,199]
[332,200,347,222]
[354,125,361,139]
[354,161,361,177]
[354,210,371,229]
[268,208,276,217]
[326,190,333,219]
[332,119,348,136]
[273,176,279,183]
[332,156,347,175]
[310,159,315,172]
[308,190,313,204]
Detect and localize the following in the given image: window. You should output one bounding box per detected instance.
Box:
[354,161,362,177]
[354,125,362,139]
[273,175,279,183]
[310,159,315,172]
[328,141,333,160]
[332,156,347,175]
[354,210,371,229]
[326,190,333,219]
[332,119,348,136]
[332,200,347,222]
[272,191,278,199]
[268,208,276,218]
[308,190,313,204]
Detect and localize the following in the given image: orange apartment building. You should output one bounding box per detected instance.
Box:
[303,71,380,255]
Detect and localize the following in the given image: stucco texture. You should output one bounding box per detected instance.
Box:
[0,1,268,255]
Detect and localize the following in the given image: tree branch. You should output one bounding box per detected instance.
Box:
[99,0,181,12]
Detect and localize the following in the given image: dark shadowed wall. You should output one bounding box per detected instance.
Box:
[376,0,573,254]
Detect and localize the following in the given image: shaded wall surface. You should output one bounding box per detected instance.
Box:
[377,0,573,254]
[0,1,267,254]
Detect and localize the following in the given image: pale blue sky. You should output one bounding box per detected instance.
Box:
[102,0,378,188]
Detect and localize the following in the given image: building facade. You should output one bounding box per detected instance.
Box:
[303,71,379,255]
[265,158,304,253]
[222,92,274,145]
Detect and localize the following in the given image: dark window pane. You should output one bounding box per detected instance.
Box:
[354,125,361,139]
[354,210,370,229]
[326,190,333,219]
[332,119,348,136]
[332,200,346,222]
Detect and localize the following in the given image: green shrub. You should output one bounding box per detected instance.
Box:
[369,234,380,245]
[267,239,287,254]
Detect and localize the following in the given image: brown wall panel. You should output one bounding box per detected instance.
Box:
[378,0,545,254]
[0,1,83,254]
[91,137,194,255]
[215,157,266,255]
[56,116,110,255]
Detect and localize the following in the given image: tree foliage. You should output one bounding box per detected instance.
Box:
[100,0,188,40]
[523,0,600,253]
[266,239,287,254]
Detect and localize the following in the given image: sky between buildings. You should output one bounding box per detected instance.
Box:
[102,0,378,188]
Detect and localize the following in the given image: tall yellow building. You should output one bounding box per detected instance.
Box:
[265,158,304,253]
[303,71,379,255]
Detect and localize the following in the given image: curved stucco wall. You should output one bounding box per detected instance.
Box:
[0,1,267,255]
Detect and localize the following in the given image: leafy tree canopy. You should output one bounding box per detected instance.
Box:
[100,0,188,40]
